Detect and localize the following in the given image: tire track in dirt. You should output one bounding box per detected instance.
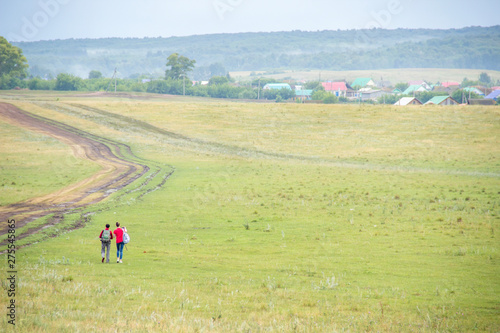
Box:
[0,102,156,238]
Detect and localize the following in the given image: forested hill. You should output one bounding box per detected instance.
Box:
[12,26,500,80]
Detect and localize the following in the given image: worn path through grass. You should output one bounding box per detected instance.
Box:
[0,102,173,248]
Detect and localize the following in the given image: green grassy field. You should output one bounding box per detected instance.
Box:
[0,92,499,332]
[0,119,100,206]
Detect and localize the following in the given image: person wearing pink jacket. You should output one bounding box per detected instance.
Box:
[113,222,127,263]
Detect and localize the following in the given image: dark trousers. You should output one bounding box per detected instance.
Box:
[101,241,111,262]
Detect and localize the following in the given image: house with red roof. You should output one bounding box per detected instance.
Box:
[321,81,352,97]
[440,81,460,88]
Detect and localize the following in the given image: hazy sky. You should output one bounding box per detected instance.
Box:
[1,0,498,42]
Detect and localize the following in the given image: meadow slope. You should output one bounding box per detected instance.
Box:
[0,91,498,332]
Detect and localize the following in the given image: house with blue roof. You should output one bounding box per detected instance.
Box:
[485,90,500,101]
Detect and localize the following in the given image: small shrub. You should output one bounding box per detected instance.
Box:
[62,276,73,282]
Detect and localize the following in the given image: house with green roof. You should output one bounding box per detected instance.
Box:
[294,89,313,102]
[403,84,428,95]
[263,83,292,90]
[424,96,459,106]
[351,78,375,89]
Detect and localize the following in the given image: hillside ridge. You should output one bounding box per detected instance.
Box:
[12,26,500,79]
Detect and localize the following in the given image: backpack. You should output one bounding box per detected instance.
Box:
[123,231,130,244]
[101,229,111,242]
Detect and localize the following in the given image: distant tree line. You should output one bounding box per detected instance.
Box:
[10,26,500,79]
[12,75,271,101]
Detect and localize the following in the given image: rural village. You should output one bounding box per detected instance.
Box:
[241,76,500,105]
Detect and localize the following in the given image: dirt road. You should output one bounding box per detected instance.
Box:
[0,102,150,236]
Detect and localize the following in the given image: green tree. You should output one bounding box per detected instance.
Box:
[461,77,480,87]
[238,89,257,99]
[207,83,240,98]
[262,89,278,100]
[147,78,191,95]
[0,37,28,79]
[451,89,482,103]
[55,73,83,91]
[209,63,226,77]
[312,90,338,104]
[312,90,328,101]
[0,37,29,89]
[479,72,491,85]
[209,76,229,85]
[251,78,277,88]
[323,94,338,104]
[394,82,409,92]
[263,88,295,101]
[304,81,323,90]
[88,70,102,79]
[28,77,54,90]
[165,53,196,80]
[276,88,295,101]
[377,94,399,104]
